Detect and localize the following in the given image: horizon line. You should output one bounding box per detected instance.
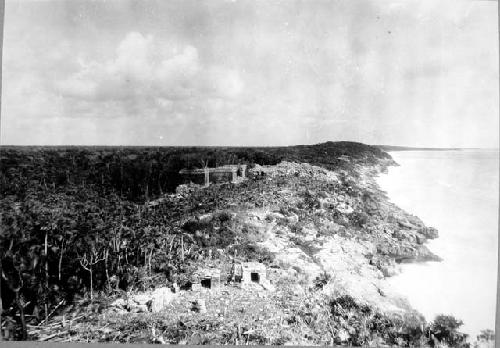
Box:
[0,142,498,150]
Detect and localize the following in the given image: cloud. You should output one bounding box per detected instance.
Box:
[55,31,243,106]
[1,0,497,147]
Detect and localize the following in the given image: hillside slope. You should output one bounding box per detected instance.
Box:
[24,152,440,345]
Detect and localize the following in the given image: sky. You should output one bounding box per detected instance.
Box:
[1,0,498,147]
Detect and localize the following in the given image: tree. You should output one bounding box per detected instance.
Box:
[0,196,30,339]
[79,242,106,301]
[477,329,494,342]
[431,314,467,346]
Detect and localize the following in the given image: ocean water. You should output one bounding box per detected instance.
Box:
[377,150,499,338]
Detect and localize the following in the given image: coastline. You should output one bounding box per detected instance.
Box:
[377,150,499,339]
[1,144,484,345]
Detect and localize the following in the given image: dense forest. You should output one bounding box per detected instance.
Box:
[1,142,389,202]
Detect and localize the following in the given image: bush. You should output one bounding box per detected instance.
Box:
[313,272,331,290]
[477,329,495,342]
[431,314,468,346]
[326,295,429,347]
[182,219,212,233]
[350,211,369,228]
[231,242,274,264]
[215,211,232,223]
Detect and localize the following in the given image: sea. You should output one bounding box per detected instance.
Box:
[377,149,499,339]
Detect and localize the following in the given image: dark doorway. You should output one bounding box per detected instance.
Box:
[180,282,193,291]
[251,272,260,283]
[201,278,211,289]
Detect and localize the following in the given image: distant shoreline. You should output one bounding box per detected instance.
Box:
[374,145,498,152]
[0,144,498,152]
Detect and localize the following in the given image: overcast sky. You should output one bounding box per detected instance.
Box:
[1,0,498,147]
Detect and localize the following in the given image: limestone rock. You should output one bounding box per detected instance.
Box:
[336,203,354,215]
[110,298,126,309]
[286,212,299,224]
[337,329,350,342]
[418,227,439,239]
[192,299,207,313]
[151,287,177,313]
[415,235,425,245]
[132,294,152,306]
[380,262,399,277]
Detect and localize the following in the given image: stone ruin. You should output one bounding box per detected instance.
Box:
[108,287,177,314]
[230,262,274,291]
[189,262,274,292]
[240,262,267,285]
[191,268,221,291]
[179,164,247,187]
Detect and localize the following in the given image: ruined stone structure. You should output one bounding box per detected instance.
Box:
[240,262,267,285]
[179,164,247,187]
[191,268,221,290]
[229,262,268,285]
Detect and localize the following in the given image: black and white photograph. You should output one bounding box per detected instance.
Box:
[0,0,498,346]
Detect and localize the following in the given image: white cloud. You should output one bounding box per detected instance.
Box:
[55,32,243,105]
[1,1,497,147]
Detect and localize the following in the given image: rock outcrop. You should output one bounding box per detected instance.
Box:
[108,287,177,314]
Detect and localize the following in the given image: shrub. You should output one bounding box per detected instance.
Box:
[326,295,430,347]
[313,272,332,290]
[350,211,369,228]
[181,219,211,233]
[214,211,232,223]
[477,329,495,342]
[431,314,468,346]
[231,242,274,263]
